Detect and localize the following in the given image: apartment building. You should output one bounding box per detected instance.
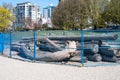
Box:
[43,3,55,19]
[14,2,41,28]
[43,4,55,27]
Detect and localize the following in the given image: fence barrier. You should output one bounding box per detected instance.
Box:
[0,30,120,67]
[0,33,4,54]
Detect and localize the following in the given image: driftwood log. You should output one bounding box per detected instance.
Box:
[108,42,120,45]
[76,42,101,62]
[19,40,77,62]
[69,56,88,63]
[44,38,63,51]
[99,44,120,57]
[48,34,118,41]
[99,46,120,56]
[99,42,120,62]
[20,45,74,61]
[11,45,20,52]
[38,44,57,52]
[17,34,120,63]
[84,53,102,62]
[38,44,65,52]
[37,38,64,52]
[22,34,118,42]
[20,38,63,52]
[102,55,120,62]
[77,42,99,54]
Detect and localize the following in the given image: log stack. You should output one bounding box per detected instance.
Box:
[76,40,120,62]
[99,42,120,62]
[11,34,120,63]
[76,41,102,62]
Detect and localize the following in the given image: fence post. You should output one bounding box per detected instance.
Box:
[106,30,109,34]
[48,32,51,36]
[0,33,4,54]
[33,31,36,62]
[63,31,65,36]
[81,30,84,66]
[10,32,12,58]
[106,30,109,42]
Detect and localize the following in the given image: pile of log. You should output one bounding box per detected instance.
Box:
[19,40,79,62]
[99,42,120,62]
[76,41,102,62]
[36,38,63,52]
[10,34,120,63]
[76,41,120,62]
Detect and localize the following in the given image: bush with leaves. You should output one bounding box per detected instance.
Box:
[102,0,120,25]
[0,7,14,32]
[52,0,109,30]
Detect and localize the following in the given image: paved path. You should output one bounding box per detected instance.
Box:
[0,56,120,80]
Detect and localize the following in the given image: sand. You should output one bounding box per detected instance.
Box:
[0,56,120,80]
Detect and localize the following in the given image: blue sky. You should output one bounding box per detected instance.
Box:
[0,0,59,12]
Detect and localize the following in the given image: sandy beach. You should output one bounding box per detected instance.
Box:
[0,56,120,80]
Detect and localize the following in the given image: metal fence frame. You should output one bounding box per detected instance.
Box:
[0,30,120,67]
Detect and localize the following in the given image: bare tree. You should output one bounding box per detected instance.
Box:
[52,0,91,30]
[2,2,13,12]
[89,0,109,29]
[21,17,33,29]
[52,0,109,30]
[102,0,120,25]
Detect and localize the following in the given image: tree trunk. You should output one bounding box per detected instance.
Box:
[20,45,76,62]
[99,44,120,56]
[11,45,20,52]
[44,38,62,51]
[37,43,60,52]
[69,56,88,63]
[22,34,118,42]
[47,34,118,41]
[77,42,99,54]
[102,55,119,62]
[84,53,102,62]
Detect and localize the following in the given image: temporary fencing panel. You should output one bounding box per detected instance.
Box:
[0,33,4,53]
[1,30,120,67]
